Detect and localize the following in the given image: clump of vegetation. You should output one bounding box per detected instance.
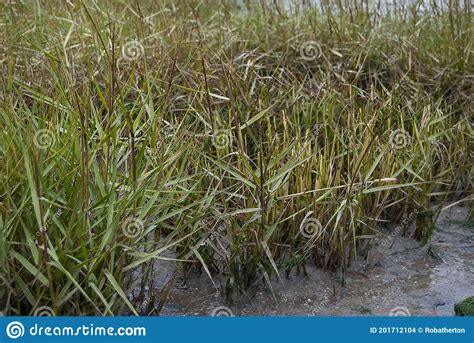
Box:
[454,297,474,316]
[0,0,472,315]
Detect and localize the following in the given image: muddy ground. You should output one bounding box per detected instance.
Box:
[139,204,473,316]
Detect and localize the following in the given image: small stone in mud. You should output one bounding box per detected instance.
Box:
[454,296,474,316]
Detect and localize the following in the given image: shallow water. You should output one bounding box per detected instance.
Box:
[148,204,472,316]
[235,0,469,13]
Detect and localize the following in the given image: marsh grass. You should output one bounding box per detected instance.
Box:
[0,0,472,315]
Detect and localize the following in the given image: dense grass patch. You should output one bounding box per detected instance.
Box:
[0,0,472,315]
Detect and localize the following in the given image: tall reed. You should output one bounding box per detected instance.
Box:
[0,0,472,315]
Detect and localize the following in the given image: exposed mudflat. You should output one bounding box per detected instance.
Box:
[139,204,473,316]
